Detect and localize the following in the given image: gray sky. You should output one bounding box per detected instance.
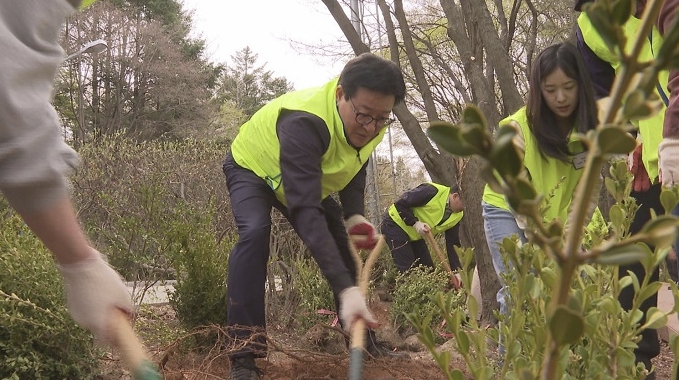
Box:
[181,0,347,89]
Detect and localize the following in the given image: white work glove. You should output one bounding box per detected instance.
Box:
[345,214,378,249]
[659,138,679,187]
[413,221,430,236]
[58,252,133,344]
[338,286,377,331]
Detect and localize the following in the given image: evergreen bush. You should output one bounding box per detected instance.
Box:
[0,203,100,379]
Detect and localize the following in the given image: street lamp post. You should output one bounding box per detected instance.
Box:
[65,39,107,61]
[64,39,108,147]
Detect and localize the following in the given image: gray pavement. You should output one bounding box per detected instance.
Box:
[657,282,679,342]
[125,280,175,305]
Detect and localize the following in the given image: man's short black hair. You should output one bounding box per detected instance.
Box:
[574,0,594,11]
[338,53,406,105]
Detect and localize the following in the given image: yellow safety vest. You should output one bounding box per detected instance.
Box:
[578,12,669,181]
[230,78,386,205]
[482,107,586,223]
[79,0,97,9]
[388,182,464,241]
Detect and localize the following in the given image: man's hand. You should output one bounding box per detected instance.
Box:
[338,286,377,331]
[345,214,378,249]
[58,252,133,344]
[659,138,679,187]
[414,221,430,236]
[629,143,651,192]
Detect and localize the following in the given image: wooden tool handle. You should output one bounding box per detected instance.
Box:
[110,309,161,380]
[424,231,461,290]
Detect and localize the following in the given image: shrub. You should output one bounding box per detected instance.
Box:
[0,204,100,379]
[72,137,231,284]
[167,202,229,332]
[284,253,335,331]
[392,266,464,337]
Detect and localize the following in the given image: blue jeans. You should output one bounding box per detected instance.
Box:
[482,201,527,315]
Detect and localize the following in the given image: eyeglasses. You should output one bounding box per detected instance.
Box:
[349,98,395,128]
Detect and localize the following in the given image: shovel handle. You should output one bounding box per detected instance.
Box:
[110,309,162,380]
[347,235,385,380]
[424,231,461,290]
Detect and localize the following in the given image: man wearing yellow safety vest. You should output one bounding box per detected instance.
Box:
[575,1,679,378]
[222,53,406,380]
[381,182,464,277]
[0,0,133,350]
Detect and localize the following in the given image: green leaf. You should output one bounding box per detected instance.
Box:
[567,293,583,313]
[609,204,626,228]
[623,90,663,120]
[636,282,663,306]
[670,332,679,356]
[619,275,633,291]
[427,122,479,156]
[489,137,522,177]
[604,176,618,198]
[596,126,637,155]
[599,296,618,315]
[641,307,668,330]
[586,4,619,50]
[451,369,465,380]
[592,243,648,265]
[550,305,585,345]
[610,0,632,26]
[539,267,556,288]
[515,177,538,201]
[640,215,679,248]
[460,104,487,127]
[460,125,491,156]
[456,330,470,354]
[660,188,679,215]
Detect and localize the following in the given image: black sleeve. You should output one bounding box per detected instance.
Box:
[444,224,462,270]
[278,111,354,292]
[575,26,615,99]
[392,183,438,226]
[339,161,368,219]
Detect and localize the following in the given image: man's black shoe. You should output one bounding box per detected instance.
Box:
[229,355,263,380]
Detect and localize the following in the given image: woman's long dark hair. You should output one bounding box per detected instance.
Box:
[526,42,598,162]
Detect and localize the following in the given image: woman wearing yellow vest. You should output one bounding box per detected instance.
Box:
[0,0,133,349]
[575,1,679,377]
[381,182,464,275]
[223,53,406,379]
[482,42,598,317]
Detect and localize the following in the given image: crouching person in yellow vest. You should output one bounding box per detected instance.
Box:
[381,182,464,279]
[223,53,407,380]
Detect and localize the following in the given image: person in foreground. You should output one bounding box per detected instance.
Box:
[381,182,464,279]
[575,1,679,377]
[0,0,132,348]
[222,52,407,380]
[482,42,598,316]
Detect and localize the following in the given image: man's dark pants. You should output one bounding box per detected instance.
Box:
[223,153,365,359]
[620,184,664,375]
[381,217,434,273]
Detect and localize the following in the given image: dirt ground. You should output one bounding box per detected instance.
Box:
[101,300,676,380]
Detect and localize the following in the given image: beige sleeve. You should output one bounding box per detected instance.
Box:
[0,1,80,211]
